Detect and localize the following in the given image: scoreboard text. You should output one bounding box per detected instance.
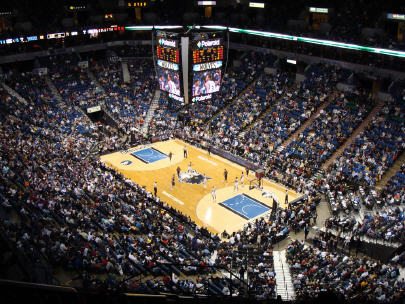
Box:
[157,45,180,63]
[192,45,224,64]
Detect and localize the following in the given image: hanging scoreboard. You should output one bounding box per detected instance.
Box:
[192,44,224,63]
[155,33,182,97]
[191,37,224,101]
[157,44,180,63]
[154,30,226,104]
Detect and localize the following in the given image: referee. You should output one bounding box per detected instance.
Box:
[153,181,158,197]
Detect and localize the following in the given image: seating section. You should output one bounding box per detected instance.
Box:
[240,64,339,162]
[380,165,405,207]
[331,100,404,188]
[186,52,276,127]
[148,95,183,137]
[0,50,404,299]
[91,59,155,131]
[286,240,403,302]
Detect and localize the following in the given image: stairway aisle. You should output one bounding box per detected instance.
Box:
[322,100,384,170]
[239,93,284,137]
[121,61,131,84]
[278,94,334,150]
[376,151,405,190]
[45,75,93,124]
[273,250,296,301]
[141,90,161,135]
[1,82,28,105]
[45,75,63,104]
[87,70,106,94]
[203,73,264,128]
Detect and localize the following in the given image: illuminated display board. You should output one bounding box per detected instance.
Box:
[309,7,329,14]
[191,36,224,101]
[387,13,405,20]
[192,45,223,64]
[157,67,181,96]
[192,69,221,97]
[157,59,179,71]
[156,45,180,63]
[155,32,182,96]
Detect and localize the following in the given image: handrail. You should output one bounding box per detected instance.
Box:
[121,261,250,296]
[0,279,77,293]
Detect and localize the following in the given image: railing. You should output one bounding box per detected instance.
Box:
[126,262,251,296]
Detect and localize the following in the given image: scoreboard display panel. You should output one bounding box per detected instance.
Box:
[157,67,181,96]
[191,37,225,102]
[156,45,180,63]
[192,45,224,64]
[192,69,222,96]
[155,32,182,97]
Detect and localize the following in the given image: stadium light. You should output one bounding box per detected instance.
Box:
[198,25,405,58]
[249,2,265,8]
[198,1,216,5]
[154,25,184,29]
[386,13,405,21]
[125,25,183,31]
[309,7,328,14]
[200,25,228,30]
[125,25,153,30]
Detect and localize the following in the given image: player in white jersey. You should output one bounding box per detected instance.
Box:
[234,177,239,192]
[158,75,164,90]
[204,74,217,93]
[203,173,207,188]
[167,74,177,94]
[240,172,245,188]
[192,79,201,96]
[211,186,217,202]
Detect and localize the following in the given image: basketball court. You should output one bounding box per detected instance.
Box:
[100,139,303,234]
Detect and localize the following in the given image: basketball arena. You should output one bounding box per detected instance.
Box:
[0,1,404,304]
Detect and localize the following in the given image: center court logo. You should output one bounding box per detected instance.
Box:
[120,160,132,166]
[179,169,211,184]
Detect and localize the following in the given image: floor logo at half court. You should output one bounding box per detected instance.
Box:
[179,169,211,184]
[120,160,132,166]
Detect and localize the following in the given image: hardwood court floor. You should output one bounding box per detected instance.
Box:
[100,139,303,234]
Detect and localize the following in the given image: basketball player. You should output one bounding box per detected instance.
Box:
[240,172,245,188]
[234,177,239,192]
[168,151,173,162]
[159,75,165,90]
[183,146,188,158]
[192,79,201,96]
[211,186,217,202]
[285,190,289,205]
[188,162,193,173]
[176,166,181,178]
[204,73,217,93]
[224,168,228,183]
[167,74,177,95]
